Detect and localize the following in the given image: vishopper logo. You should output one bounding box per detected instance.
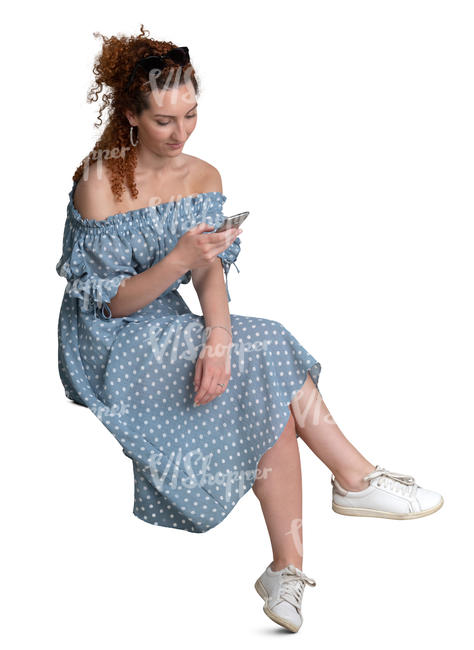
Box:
[147,66,196,105]
[284,518,304,559]
[290,379,335,429]
[146,320,271,373]
[91,400,129,422]
[80,146,131,182]
[126,194,227,237]
[63,276,128,315]
[159,208,222,237]
[147,447,273,503]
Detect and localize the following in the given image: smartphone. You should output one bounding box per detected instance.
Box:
[214,211,249,233]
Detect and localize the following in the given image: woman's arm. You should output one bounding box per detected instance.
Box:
[109,251,188,318]
[191,261,234,406]
[74,173,191,318]
[192,260,232,338]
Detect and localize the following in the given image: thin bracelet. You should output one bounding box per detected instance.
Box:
[206,325,232,340]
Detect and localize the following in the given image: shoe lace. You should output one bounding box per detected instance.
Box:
[364,465,417,497]
[279,565,317,613]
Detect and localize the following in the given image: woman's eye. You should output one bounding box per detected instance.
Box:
[156,114,197,126]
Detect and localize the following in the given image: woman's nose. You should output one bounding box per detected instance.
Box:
[173,122,187,141]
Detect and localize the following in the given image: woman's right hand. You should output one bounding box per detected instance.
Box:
[173,222,242,270]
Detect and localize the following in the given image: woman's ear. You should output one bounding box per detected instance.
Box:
[124,110,136,126]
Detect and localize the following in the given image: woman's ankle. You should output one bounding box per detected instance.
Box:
[333,462,377,492]
[271,558,303,571]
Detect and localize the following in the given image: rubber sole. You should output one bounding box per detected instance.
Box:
[254,578,301,633]
[332,496,444,519]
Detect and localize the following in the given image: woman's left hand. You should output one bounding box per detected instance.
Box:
[193,330,233,406]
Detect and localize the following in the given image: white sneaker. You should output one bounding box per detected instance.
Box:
[254,563,317,632]
[332,464,444,519]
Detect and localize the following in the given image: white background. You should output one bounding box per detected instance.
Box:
[3,1,473,647]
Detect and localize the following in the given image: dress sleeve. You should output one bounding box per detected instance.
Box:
[200,194,241,302]
[56,221,137,321]
[217,237,241,302]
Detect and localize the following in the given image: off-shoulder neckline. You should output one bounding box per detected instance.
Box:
[68,180,226,227]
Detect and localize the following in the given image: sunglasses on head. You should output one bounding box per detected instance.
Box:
[125,46,190,91]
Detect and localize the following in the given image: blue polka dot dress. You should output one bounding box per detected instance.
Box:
[56,180,322,533]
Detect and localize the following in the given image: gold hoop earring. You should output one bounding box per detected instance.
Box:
[130,125,139,147]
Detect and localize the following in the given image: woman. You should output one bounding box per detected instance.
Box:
[56,26,443,633]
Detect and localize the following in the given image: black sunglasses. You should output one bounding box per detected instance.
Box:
[125,46,190,91]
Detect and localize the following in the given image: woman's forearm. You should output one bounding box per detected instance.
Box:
[193,260,232,335]
[108,250,188,318]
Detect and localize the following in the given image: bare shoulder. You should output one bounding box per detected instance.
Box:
[187,155,223,194]
[73,165,119,221]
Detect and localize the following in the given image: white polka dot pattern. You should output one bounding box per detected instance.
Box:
[56,182,322,533]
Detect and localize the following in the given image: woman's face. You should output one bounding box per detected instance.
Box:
[129,84,198,156]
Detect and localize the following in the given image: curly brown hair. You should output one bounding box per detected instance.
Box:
[72,24,200,202]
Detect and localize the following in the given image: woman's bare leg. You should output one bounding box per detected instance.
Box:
[252,409,304,571]
[290,372,376,491]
